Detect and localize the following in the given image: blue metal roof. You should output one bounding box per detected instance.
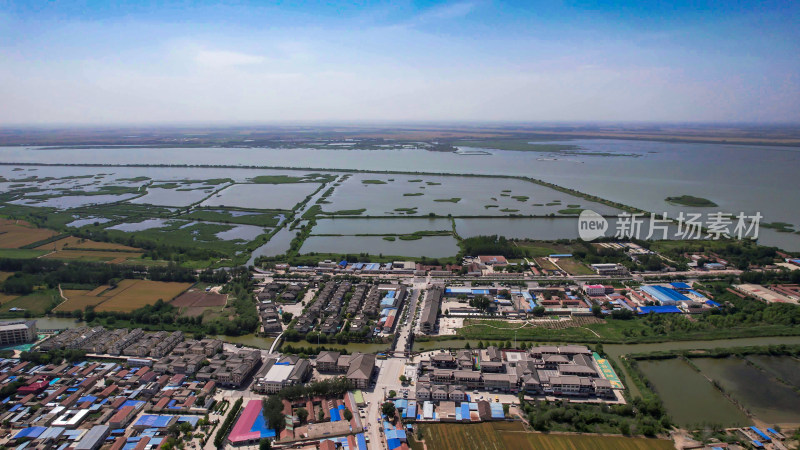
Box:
[642,285,690,303]
[750,427,771,442]
[14,426,47,439]
[356,433,368,450]
[638,305,682,314]
[134,415,173,428]
[670,282,691,289]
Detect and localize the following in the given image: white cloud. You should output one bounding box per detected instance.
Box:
[194,50,265,67]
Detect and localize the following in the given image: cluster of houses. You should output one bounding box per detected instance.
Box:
[258,282,307,303]
[293,281,352,335]
[415,345,618,401]
[0,356,216,450]
[259,302,284,335]
[39,327,184,359]
[314,351,377,389]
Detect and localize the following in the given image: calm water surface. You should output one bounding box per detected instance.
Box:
[2,140,799,249]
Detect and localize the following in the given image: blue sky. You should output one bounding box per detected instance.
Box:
[1,0,798,124]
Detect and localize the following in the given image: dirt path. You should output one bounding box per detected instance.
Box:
[580,326,601,338]
[57,284,68,307]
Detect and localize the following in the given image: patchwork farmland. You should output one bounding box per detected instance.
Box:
[56,280,193,313]
[170,288,228,317]
[0,219,59,248]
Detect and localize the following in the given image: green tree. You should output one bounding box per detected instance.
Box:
[343,408,353,421]
[296,407,308,424]
[381,402,396,418]
[259,438,272,450]
[388,390,397,399]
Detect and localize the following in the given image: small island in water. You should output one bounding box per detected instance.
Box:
[665,195,718,207]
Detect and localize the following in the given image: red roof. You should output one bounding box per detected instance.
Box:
[18,380,48,395]
[478,255,508,265]
[110,437,127,450]
[110,405,135,425]
[319,440,336,450]
[110,397,127,409]
[228,400,265,443]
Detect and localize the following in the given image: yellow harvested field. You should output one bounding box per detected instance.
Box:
[0,219,59,248]
[35,236,139,252]
[0,293,19,305]
[42,250,143,262]
[0,272,13,283]
[94,279,193,313]
[86,285,111,296]
[54,289,108,312]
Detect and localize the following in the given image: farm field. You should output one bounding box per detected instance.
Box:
[41,250,144,262]
[411,422,673,450]
[171,288,227,317]
[0,272,12,283]
[534,257,559,271]
[554,258,595,275]
[92,279,193,313]
[0,219,60,248]
[0,248,49,259]
[0,290,60,316]
[54,289,108,312]
[35,236,140,252]
[0,293,19,305]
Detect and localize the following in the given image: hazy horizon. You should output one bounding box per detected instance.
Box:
[2,0,799,125]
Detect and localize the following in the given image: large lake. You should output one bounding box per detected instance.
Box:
[2,139,799,249]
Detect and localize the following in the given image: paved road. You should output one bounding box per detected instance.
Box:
[394,288,420,356]
[362,357,407,449]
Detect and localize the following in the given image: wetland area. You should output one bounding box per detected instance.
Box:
[2,137,799,251]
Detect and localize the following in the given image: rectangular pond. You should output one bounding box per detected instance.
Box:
[692,357,800,424]
[299,235,460,258]
[455,217,681,240]
[202,183,320,210]
[745,355,800,388]
[312,217,453,235]
[637,358,750,427]
[130,183,222,206]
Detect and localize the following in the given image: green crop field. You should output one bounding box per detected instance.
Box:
[0,290,60,317]
[411,423,673,450]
